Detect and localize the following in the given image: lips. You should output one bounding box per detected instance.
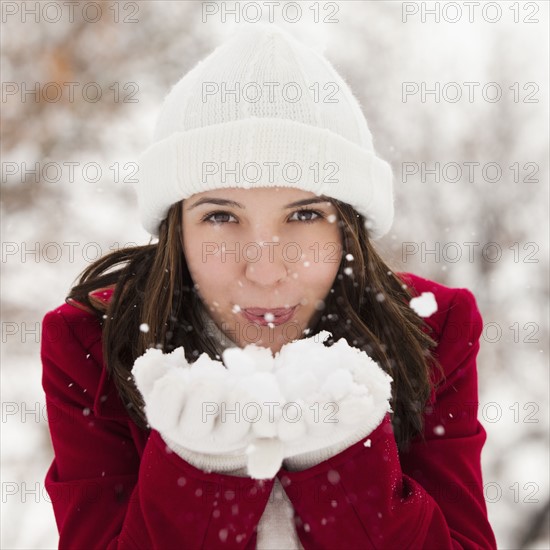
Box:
[244,307,295,317]
[241,306,298,326]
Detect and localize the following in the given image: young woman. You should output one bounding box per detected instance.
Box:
[41,24,497,549]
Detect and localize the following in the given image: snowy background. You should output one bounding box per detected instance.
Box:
[1,1,548,547]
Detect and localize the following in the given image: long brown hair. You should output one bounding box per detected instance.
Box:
[67,198,443,452]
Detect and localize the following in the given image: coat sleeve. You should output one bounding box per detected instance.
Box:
[276,288,497,550]
[41,308,274,550]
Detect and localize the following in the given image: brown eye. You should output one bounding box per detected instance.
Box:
[201,211,237,224]
[290,209,324,223]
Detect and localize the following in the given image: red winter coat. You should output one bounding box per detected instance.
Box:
[41,271,497,549]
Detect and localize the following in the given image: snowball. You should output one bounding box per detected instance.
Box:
[132,348,175,397]
[164,347,188,368]
[223,345,274,373]
[177,379,223,439]
[188,353,226,377]
[242,373,284,438]
[320,370,354,401]
[303,399,339,437]
[277,403,308,442]
[409,292,438,318]
[276,331,337,383]
[276,369,318,402]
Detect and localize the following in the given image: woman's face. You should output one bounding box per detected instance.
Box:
[181,187,343,354]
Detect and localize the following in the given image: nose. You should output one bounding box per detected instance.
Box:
[243,240,290,287]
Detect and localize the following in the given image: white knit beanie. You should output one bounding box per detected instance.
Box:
[136,23,394,240]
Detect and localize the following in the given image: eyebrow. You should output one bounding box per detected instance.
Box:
[185,197,333,211]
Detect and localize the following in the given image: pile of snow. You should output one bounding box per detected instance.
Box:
[132,330,393,478]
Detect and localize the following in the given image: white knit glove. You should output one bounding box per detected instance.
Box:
[131,347,253,475]
[131,331,393,480]
[273,333,393,472]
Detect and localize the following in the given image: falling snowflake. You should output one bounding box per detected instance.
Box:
[327,470,340,484]
[433,425,445,436]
